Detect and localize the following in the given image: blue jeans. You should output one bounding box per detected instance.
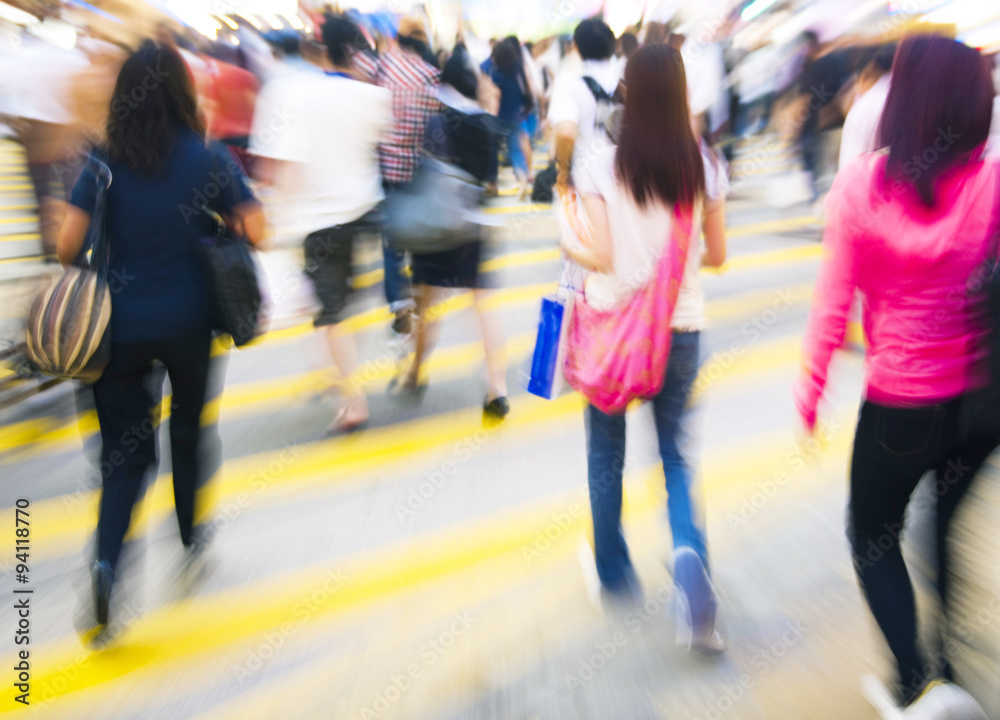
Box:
[585,331,706,591]
[380,182,412,311]
[504,121,528,179]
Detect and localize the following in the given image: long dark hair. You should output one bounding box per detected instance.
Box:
[105,41,204,174]
[878,35,993,206]
[615,44,704,209]
[491,38,520,77]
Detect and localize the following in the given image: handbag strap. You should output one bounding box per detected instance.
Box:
[75,151,112,278]
[204,141,246,239]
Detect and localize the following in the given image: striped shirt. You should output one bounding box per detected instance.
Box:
[374,49,441,184]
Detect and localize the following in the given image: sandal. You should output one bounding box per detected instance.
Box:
[324,405,369,437]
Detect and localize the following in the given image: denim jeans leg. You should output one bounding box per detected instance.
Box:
[651,331,708,566]
[585,403,633,590]
[381,235,410,312]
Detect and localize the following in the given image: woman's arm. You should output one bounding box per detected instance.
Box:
[226,200,266,247]
[701,197,727,268]
[561,195,613,274]
[56,206,91,266]
[794,183,860,432]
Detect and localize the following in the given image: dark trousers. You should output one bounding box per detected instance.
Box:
[91,330,213,571]
[849,398,999,700]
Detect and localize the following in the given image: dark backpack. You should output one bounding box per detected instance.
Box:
[531,162,558,203]
[582,76,625,144]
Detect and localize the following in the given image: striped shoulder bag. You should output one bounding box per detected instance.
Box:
[26,155,112,383]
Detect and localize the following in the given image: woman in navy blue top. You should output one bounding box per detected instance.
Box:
[482,37,534,199]
[58,41,263,638]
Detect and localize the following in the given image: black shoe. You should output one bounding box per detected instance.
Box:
[483,396,510,418]
[391,311,411,335]
[91,560,113,626]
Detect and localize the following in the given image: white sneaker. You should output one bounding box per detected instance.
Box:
[904,680,988,720]
[862,676,989,720]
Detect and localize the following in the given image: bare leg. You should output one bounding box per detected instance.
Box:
[520,130,533,180]
[473,288,507,400]
[406,285,446,387]
[322,322,368,425]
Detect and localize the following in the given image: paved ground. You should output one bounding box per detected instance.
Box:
[0,136,997,720]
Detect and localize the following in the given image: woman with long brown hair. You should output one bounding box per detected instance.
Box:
[562,44,727,652]
[57,41,264,638]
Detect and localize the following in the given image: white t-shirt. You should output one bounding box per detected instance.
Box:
[547,58,622,169]
[838,74,891,169]
[250,72,392,238]
[574,144,727,329]
[988,95,1000,159]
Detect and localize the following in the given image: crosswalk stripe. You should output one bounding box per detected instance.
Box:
[255,244,822,350]
[0,280,820,458]
[0,408,855,715]
[0,328,816,568]
[726,216,821,238]
[0,232,40,243]
[0,216,35,225]
[0,254,45,265]
[704,244,821,275]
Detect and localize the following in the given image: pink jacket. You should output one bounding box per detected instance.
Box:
[796,151,1000,430]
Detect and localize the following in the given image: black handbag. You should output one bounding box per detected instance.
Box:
[26,154,112,382]
[197,146,262,348]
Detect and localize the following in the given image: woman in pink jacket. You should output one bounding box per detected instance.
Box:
[796,35,998,712]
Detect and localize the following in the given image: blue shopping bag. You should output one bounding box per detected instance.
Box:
[528,263,582,400]
[528,294,570,399]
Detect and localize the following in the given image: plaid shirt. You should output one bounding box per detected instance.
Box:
[374,49,441,184]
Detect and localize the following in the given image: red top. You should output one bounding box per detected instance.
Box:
[207,60,259,141]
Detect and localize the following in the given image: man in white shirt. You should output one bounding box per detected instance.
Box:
[989,55,1000,159]
[548,18,622,190]
[251,14,391,433]
[838,45,894,169]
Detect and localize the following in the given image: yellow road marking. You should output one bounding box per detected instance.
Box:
[704,244,821,275]
[0,279,821,457]
[0,216,35,225]
[483,203,550,216]
[726,215,821,238]
[0,232,40,243]
[0,254,45,264]
[1,328,816,568]
[0,411,854,715]
[480,247,559,272]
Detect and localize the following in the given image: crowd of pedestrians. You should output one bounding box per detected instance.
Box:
[5,6,1000,717]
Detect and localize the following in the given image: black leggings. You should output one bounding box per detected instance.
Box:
[91,331,213,571]
[849,398,999,701]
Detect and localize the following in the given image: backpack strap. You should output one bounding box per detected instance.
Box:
[581,76,613,103]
